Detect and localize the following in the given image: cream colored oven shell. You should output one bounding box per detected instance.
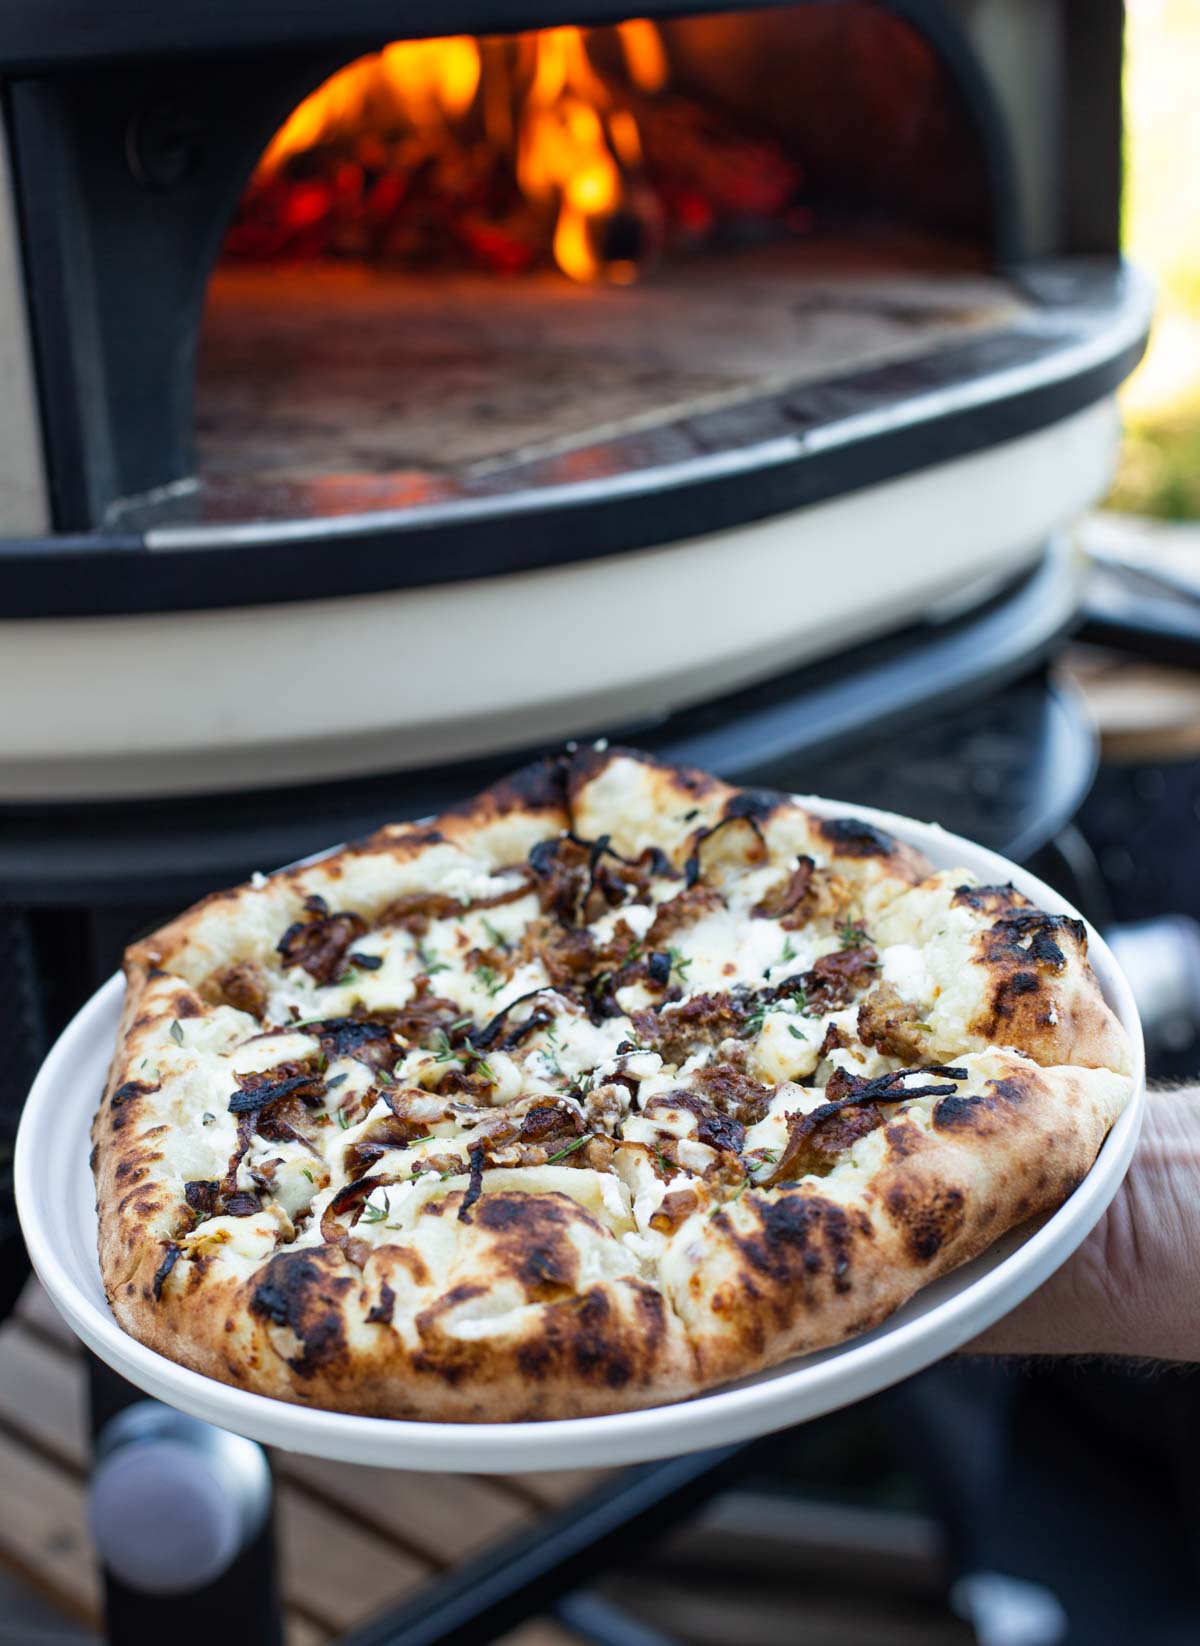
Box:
[0,399,1116,801]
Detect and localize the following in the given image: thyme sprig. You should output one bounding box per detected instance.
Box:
[546,1134,591,1164]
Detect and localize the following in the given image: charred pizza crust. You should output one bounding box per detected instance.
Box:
[92,747,1133,1421]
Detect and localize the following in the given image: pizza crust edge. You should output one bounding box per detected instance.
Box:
[91,746,1134,1422]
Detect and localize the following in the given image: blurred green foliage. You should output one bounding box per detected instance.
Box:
[1109,0,1200,519]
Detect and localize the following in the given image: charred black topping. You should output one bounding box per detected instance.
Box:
[684,812,766,887]
[531,831,670,926]
[583,833,627,915]
[224,1192,261,1217]
[320,1174,403,1245]
[642,847,676,878]
[111,1078,156,1107]
[151,1242,181,1301]
[468,990,552,1051]
[753,855,816,920]
[184,1180,220,1215]
[763,1065,963,1185]
[825,1065,965,1106]
[566,831,677,879]
[696,1110,746,1153]
[646,951,672,986]
[277,901,367,984]
[644,1089,748,1153]
[528,838,564,877]
[816,817,896,858]
[347,952,384,971]
[308,1017,397,1068]
[228,1072,324,1116]
[366,1282,396,1326]
[792,946,878,1011]
[518,1103,585,1144]
[458,1142,487,1223]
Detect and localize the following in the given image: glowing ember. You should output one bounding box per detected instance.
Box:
[226,22,803,282]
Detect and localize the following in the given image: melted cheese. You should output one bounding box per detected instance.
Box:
[142,791,990,1308]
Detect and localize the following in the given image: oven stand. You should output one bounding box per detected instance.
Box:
[339,1442,763,1646]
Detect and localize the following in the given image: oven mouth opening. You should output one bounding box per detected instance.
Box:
[220,7,995,286]
[187,3,1003,504]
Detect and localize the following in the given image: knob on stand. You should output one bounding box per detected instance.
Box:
[87,1399,281,1644]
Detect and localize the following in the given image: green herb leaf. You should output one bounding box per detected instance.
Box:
[481,918,510,954]
[376,1067,395,1085]
[666,944,692,983]
[474,964,504,997]
[417,944,450,976]
[336,1106,350,1130]
[336,969,358,988]
[710,1181,748,1218]
[301,1168,314,1183]
[325,1072,349,1090]
[539,1021,564,1078]
[654,1147,674,1175]
[546,1134,591,1165]
[475,1059,497,1084]
[788,1023,808,1040]
[779,936,797,965]
[431,1029,460,1064]
[449,1015,474,1032]
[360,1202,388,1224]
[838,918,870,950]
[169,1019,184,1046]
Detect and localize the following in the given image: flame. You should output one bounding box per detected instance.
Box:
[251,24,665,283]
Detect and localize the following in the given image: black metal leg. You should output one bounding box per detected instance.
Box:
[0,907,43,1324]
[556,1591,684,1646]
[338,1440,765,1646]
[86,1354,285,1646]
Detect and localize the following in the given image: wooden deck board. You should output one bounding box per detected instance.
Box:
[280,1453,536,1566]
[0,1282,599,1641]
[0,1427,101,1624]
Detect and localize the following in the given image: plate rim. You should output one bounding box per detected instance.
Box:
[16,793,1146,1471]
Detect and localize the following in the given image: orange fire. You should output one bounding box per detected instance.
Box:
[251,24,670,283]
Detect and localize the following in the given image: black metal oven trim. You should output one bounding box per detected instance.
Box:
[0,274,1149,619]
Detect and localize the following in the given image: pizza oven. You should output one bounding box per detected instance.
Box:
[0,8,1182,1643]
[0,0,1147,801]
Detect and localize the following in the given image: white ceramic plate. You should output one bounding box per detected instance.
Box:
[16,798,1144,1472]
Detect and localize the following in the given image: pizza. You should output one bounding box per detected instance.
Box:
[93,746,1133,1421]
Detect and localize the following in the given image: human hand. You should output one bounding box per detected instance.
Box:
[969,1087,1200,1361]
